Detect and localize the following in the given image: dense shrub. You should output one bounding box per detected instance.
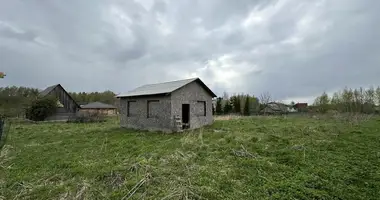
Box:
[68,111,107,123]
[215,97,223,115]
[25,96,58,121]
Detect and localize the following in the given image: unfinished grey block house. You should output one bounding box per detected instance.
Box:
[116,78,217,132]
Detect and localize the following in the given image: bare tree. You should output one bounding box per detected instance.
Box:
[259,92,272,105]
[259,92,272,115]
[222,91,229,100]
[376,87,380,106]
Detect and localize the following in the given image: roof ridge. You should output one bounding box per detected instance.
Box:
[128,77,198,93]
[140,77,198,87]
[39,84,60,96]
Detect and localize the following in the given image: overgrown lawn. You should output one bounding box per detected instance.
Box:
[1,116,380,199]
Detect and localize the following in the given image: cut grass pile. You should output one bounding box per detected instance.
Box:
[1,116,380,199]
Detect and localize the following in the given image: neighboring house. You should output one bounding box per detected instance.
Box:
[260,102,289,115]
[80,101,118,116]
[116,77,217,132]
[294,103,308,111]
[38,84,80,121]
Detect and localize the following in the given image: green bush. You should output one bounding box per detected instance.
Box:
[68,111,107,123]
[25,96,58,121]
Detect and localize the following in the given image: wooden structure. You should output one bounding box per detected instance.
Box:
[80,102,118,116]
[39,84,80,121]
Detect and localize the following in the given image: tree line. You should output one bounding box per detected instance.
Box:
[214,92,261,115]
[313,86,380,114]
[0,86,118,117]
[0,86,40,117]
[69,91,117,105]
[0,86,270,117]
[7,84,379,118]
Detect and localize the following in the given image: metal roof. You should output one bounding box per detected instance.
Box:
[261,102,289,113]
[39,84,80,108]
[116,77,217,98]
[39,84,59,96]
[80,102,117,109]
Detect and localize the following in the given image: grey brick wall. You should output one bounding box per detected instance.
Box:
[171,81,214,130]
[119,95,172,132]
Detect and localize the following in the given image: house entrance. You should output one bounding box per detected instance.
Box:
[182,104,190,129]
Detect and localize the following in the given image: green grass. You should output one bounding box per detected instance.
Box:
[1,116,380,199]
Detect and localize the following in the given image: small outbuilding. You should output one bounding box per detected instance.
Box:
[80,102,118,116]
[38,84,80,121]
[116,77,217,132]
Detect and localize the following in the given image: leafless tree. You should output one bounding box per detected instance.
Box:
[259,92,272,105]
[222,91,229,100]
[259,92,272,115]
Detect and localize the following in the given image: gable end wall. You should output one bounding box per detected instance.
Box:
[45,86,78,113]
[171,81,214,129]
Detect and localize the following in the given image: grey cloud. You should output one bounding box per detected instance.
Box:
[0,25,37,42]
[0,0,379,103]
[194,0,275,30]
[151,0,167,13]
[242,0,380,100]
[223,31,244,46]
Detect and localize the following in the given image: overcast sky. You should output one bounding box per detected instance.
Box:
[1,0,379,103]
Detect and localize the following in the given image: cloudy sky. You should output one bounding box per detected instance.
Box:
[1,0,379,103]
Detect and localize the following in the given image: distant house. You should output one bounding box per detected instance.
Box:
[260,102,289,115]
[294,103,308,112]
[80,102,118,116]
[38,84,80,121]
[116,77,217,132]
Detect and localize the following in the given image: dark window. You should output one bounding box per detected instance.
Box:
[197,101,206,116]
[147,100,160,118]
[127,101,136,117]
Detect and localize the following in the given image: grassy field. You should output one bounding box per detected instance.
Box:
[1,116,380,199]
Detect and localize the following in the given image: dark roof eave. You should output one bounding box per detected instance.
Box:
[194,78,217,97]
[117,92,171,98]
[81,107,117,109]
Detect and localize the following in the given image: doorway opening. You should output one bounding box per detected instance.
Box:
[182,104,190,129]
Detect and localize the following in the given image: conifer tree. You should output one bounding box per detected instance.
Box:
[223,99,232,114]
[215,97,223,115]
[243,95,250,116]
